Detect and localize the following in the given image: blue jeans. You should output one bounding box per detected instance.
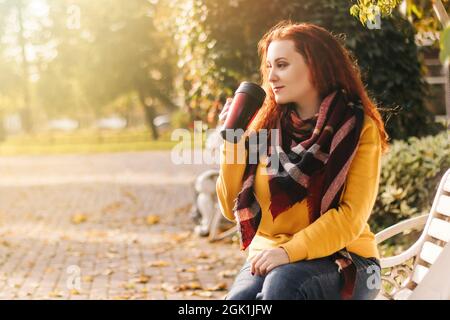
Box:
[225,252,381,300]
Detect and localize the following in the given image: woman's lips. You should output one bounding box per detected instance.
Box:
[274,86,284,93]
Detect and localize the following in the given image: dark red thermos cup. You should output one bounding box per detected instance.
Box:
[220,82,266,143]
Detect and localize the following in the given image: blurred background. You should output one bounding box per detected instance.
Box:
[0,0,450,231]
[0,0,448,155]
[0,0,449,300]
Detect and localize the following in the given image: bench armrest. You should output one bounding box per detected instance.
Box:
[375,214,429,269]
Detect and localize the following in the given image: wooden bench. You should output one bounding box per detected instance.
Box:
[375,168,450,299]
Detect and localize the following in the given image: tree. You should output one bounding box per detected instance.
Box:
[177,0,443,140]
[38,0,179,139]
[0,0,35,133]
[350,0,450,61]
[351,0,450,129]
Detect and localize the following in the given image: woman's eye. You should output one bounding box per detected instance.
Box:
[266,63,287,69]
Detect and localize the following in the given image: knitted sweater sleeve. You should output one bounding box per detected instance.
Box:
[216,140,248,222]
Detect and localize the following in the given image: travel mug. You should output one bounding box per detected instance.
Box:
[220,82,266,143]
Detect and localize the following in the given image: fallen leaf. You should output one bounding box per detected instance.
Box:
[82,276,94,283]
[205,282,227,291]
[192,291,213,298]
[71,214,87,224]
[108,247,119,253]
[70,289,81,295]
[123,282,136,290]
[178,282,202,291]
[48,291,63,298]
[168,231,191,243]
[146,215,160,225]
[196,251,209,259]
[102,269,114,276]
[147,260,169,267]
[160,282,178,293]
[177,267,197,273]
[135,275,151,284]
[197,264,213,271]
[0,240,11,247]
[218,269,238,278]
[181,258,194,264]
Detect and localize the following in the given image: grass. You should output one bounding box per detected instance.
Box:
[0,128,182,156]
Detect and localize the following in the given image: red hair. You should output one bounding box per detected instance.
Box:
[248,21,390,154]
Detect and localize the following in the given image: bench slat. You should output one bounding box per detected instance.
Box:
[412,264,429,284]
[444,175,450,193]
[393,288,413,300]
[420,241,444,264]
[428,218,450,242]
[436,195,450,216]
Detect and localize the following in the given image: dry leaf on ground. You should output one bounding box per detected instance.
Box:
[192,291,213,298]
[146,215,160,225]
[205,282,227,291]
[133,275,151,284]
[71,214,87,224]
[218,269,238,278]
[147,260,169,267]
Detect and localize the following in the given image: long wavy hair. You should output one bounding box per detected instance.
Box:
[248,20,390,154]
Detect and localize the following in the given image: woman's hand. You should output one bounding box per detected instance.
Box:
[218,98,233,126]
[250,247,290,276]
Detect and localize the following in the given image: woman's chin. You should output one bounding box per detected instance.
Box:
[275,97,291,105]
[275,97,287,104]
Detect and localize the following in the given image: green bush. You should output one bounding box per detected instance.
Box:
[370,130,450,233]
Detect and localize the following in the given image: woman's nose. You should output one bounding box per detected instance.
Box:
[268,68,278,82]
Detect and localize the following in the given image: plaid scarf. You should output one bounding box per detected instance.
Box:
[233,89,365,299]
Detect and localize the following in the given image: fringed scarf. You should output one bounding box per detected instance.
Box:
[233,89,365,299]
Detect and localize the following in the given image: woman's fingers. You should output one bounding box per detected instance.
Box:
[258,260,272,276]
[250,253,263,275]
[265,263,276,274]
[218,110,228,123]
[218,98,232,125]
[254,257,267,276]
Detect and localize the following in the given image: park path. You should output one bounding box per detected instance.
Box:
[0,151,246,300]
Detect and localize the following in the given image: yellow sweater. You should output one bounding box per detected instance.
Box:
[216,113,382,263]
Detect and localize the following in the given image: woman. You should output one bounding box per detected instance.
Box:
[216,21,389,300]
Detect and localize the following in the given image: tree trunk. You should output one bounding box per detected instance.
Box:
[17,0,32,133]
[144,104,159,140]
[137,90,159,140]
